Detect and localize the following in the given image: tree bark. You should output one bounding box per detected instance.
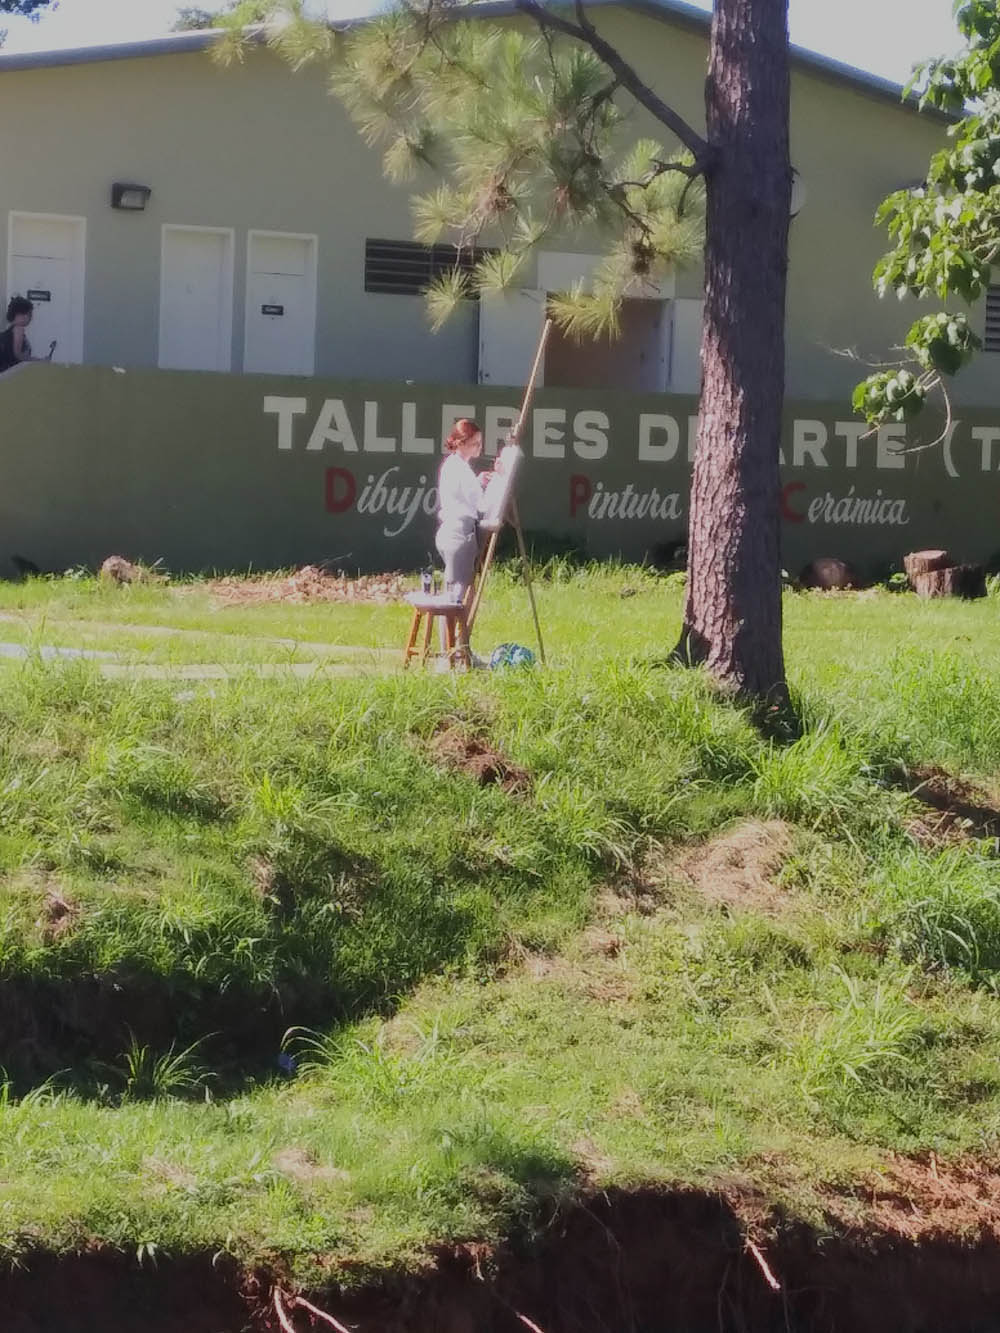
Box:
[676,0,791,702]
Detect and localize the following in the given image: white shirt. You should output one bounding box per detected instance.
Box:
[437,453,484,540]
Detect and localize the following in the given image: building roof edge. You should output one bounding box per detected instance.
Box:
[0,1,945,123]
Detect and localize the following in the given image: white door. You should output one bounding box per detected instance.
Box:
[159,225,234,371]
[478,289,547,387]
[244,231,317,376]
[669,298,704,394]
[7,213,86,363]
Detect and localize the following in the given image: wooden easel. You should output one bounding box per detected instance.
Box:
[466,319,551,665]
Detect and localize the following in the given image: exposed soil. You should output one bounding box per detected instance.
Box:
[667,820,796,914]
[3,1252,252,1333]
[904,766,1000,847]
[207,566,409,605]
[273,1147,352,1186]
[829,1153,1000,1242]
[11,1170,1000,1332]
[427,723,530,794]
[31,883,80,943]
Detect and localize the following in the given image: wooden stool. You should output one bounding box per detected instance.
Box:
[402,594,471,669]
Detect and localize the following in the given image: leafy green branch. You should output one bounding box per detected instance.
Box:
[856,0,1000,435]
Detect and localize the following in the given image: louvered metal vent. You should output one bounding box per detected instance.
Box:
[986,285,1000,353]
[364,238,487,296]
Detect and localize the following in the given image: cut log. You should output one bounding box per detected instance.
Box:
[911,563,986,600]
[903,549,954,579]
[798,557,856,590]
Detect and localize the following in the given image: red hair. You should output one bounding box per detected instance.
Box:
[445,418,482,452]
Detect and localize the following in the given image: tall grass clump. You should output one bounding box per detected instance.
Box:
[863,845,1000,985]
[790,967,923,1113]
[745,718,907,836]
[850,650,1000,779]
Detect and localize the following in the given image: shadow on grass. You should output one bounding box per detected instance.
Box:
[0,836,517,1097]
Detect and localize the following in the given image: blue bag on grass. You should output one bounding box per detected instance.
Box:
[489,643,536,670]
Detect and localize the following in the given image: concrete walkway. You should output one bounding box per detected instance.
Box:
[0,640,395,680]
[98,660,389,680]
[0,611,396,659]
[0,642,118,661]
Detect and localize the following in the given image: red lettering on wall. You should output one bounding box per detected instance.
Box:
[569,473,592,517]
[325,467,357,514]
[781,481,806,523]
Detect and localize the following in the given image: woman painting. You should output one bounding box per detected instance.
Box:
[435,417,492,603]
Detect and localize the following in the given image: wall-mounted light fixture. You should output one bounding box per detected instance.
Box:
[111,183,152,212]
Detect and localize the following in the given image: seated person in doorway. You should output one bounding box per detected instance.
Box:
[435,417,493,603]
[0,297,55,373]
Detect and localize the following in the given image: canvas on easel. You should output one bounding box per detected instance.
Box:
[479,443,524,532]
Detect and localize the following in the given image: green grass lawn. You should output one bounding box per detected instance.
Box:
[3,568,1000,1289]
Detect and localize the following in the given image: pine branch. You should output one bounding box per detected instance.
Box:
[513,0,712,167]
[615,159,702,190]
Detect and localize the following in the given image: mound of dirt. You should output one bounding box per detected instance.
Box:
[99,555,143,585]
[671,820,795,912]
[208,566,408,605]
[428,724,530,793]
[37,889,78,943]
[905,767,1000,846]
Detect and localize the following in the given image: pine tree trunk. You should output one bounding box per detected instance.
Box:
[676,0,791,702]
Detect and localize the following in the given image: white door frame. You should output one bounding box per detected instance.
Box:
[7,210,87,363]
[159,223,235,372]
[243,229,318,376]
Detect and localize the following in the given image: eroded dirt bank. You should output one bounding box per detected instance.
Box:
[9,1182,1000,1333]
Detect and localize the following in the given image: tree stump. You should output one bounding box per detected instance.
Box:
[904,549,986,599]
[903,550,954,580]
[910,563,986,600]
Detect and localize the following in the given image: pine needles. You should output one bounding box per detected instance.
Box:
[235,0,707,337]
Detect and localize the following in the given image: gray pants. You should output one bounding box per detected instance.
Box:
[435,527,478,601]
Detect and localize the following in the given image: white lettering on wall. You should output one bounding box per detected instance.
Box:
[792,420,828,468]
[401,402,434,454]
[533,408,566,459]
[306,399,358,452]
[942,419,961,479]
[974,426,1000,472]
[806,487,909,525]
[357,467,438,537]
[264,395,308,451]
[572,410,609,460]
[588,479,682,521]
[876,425,906,470]
[484,406,519,457]
[363,401,396,453]
[268,397,991,485]
[638,413,680,462]
[835,420,866,469]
